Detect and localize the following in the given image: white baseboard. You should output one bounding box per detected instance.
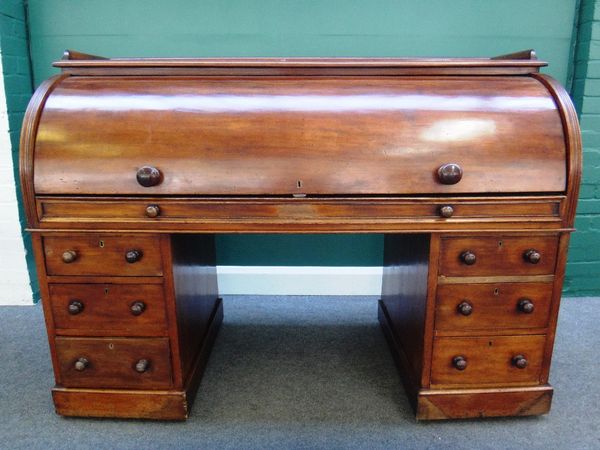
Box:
[0,266,382,306]
[217,266,382,296]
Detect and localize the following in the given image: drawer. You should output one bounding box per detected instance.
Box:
[37,197,562,225]
[439,235,558,277]
[430,335,546,387]
[49,283,168,336]
[55,337,172,389]
[44,235,163,276]
[435,282,553,332]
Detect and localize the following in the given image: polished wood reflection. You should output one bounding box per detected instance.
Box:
[34,76,565,195]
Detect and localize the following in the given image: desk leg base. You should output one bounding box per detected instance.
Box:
[52,298,224,420]
[415,386,553,420]
[378,300,553,420]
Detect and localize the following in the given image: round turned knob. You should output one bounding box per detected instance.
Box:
[61,250,78,264]
[512,354,528,369]
[136,166,162,187]
[130,301,146,316]
[125,249,143,264]
[524,249,541,264]
[135,359,150,373]
[460,251,477,265]
[457,301,473,316]
[74,357,89,371]
[68,300,84,315]
[439,205,454,218]
[145,204,160,218]
[518,299,535,314]
[437,163,463,185]
[452,355,468,371]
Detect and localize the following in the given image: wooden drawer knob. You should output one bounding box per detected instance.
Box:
[452,355,468,370]
[457,301,473,316]
[145,204,160,218]
[518,299,535,314]
[524,249,541,264]
[439,205,454,218]
[61,250,78,263]
[512,354,528,369]
[460,251,477,265]
[437,163,463,185]
[125,249,143,263]
[136,166,162,187]
[74,357,89,371]
[68,300,84,315]
[130,301,146,316]
[135,359,150,373]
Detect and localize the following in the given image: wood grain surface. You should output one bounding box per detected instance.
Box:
[33,76,565,195]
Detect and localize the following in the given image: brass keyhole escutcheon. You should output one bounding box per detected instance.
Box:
[108,343,114,350]
[493,288,499,296]
[99,240,105,248]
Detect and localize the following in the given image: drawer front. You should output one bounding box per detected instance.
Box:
[439,235,558,277]
[55,337,172,389]
[49,284,168,336]
[435,282,553,332]
[34,77,566,196]
[431,335,546,387]
[44,235,163,276]
[37,197,562,224]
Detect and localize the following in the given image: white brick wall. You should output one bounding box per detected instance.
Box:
[0,56,33,305]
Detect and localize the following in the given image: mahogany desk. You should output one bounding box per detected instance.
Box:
[20,49,581,420]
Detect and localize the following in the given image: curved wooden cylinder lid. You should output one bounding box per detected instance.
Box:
[22,51,577,198]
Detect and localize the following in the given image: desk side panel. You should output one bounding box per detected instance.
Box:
[169,234,220,385]
[380,234,432,400]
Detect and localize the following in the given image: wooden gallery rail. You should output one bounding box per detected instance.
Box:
[19,49,581,420]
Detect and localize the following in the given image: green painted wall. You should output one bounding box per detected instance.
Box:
[27,0,576,85]
[0,0,38,301]
[24,1,588,283]
[565,0,600,296]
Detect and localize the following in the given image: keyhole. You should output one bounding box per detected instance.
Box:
[108,343,114,350]
[104,288,109,295]
[297,180,303,189]
[99,240,105,248]
[488,341,493,347]
[498,240,503,247]
[493,288,499,296]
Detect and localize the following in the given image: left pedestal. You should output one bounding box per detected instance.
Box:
[32,233,221,420]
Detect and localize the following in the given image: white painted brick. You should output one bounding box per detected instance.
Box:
[0,51,32,305]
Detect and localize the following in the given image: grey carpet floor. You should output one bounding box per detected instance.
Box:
[0,296,598,450]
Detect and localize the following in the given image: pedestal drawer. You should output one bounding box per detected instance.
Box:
[55,337,173,389]
[49,284,168,336]
[44,235,163,276]
[439,235,558,277]
[435,282,553,332]
[430,335,546,387]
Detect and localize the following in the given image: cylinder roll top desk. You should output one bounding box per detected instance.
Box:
[20,49,581,420]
